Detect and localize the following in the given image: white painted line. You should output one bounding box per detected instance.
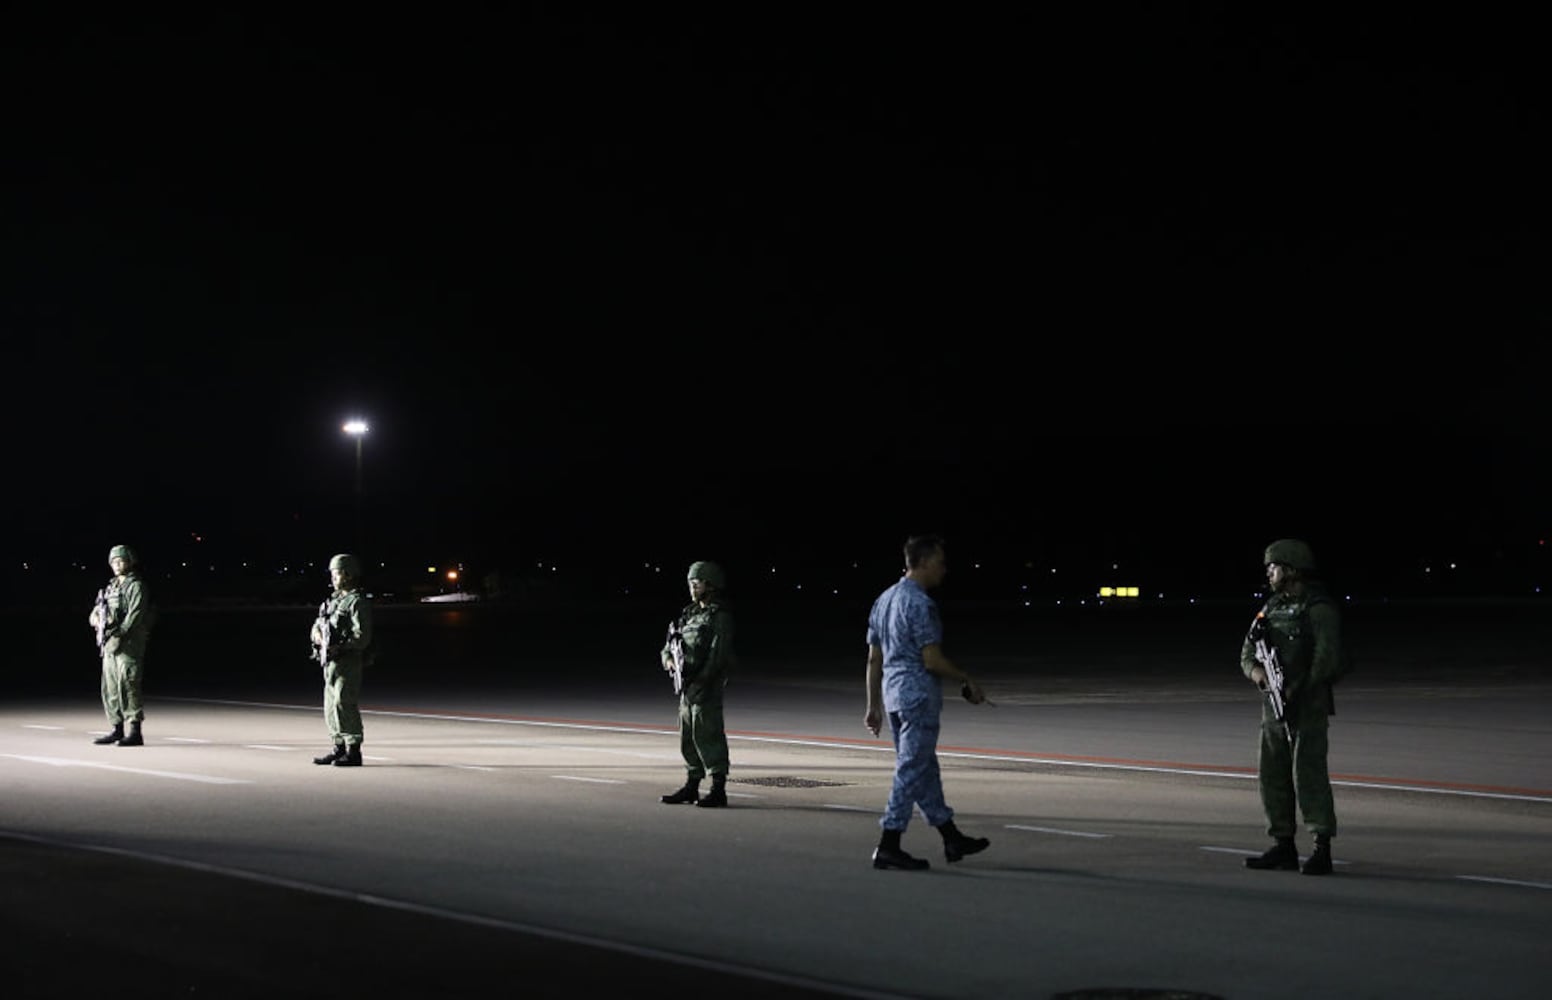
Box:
[22,724,63,731]
[1456,875,1552,891]
[1200,845,1349,866]
[0,754,251,785]
[363,755,393,762]
[1007,824,1111,839]
[165,737,209,743]
[821,804,874,813]
[1327,780,1552,804]
[165,697,1552,805]
[0,829,912,1000]
[728,792,761,799]
[551,775,627,784]
[244,744,294,751]
[453,764,498,772]
[465,742,679,767]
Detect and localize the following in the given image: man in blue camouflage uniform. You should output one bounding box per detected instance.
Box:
[659,560,737,807]
[864,535,991,870]
[1240,538,1343,876]
[310,553,374,767]
[87,544,156,746]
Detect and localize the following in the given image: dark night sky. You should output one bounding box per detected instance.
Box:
[3,7,1547,598]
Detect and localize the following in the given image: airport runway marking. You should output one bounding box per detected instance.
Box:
[158,698,1552,805]
[0,754,251,785]
[165,737,210,743]
[21,724,63,730]
[1006,824,1112,839]
[244,744,294,751]
[1456,875,1552,891]
[1198,846,1350,866]
[551,775,627,784]
[0,829,914,1000]
[474,739,681,762]
[821,804,874,813]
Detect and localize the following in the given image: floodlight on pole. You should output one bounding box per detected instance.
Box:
[343,420,368,550]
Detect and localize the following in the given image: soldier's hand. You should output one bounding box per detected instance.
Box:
[1250,666,1267,687]
[864,706,882,737]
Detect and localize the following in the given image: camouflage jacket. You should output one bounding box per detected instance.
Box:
[315,588,374,665]
[1240,582,1342,718]
[99,572,155,657]
[661,600,735,703]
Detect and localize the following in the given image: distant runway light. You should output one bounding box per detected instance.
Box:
[343,419,368,435]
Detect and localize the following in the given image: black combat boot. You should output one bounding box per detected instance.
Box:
[695,774,728,808]
[313,744,345,765]
[333,743,363,767]
[936,819,990,863]
[872,828,930,871]
[1244,837,1300,870]
[1301,835,1333,876]
[117,721,144,747]
[660,777,701,804]
[93,725,124,745]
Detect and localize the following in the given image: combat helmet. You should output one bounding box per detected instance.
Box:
[687,560,726,591]
[329,553,363,579]
[1263,539,1317,573]
[108,544,137,566]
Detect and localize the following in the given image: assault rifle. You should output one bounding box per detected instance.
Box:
[93,588,109,654]
[313,600,332,667]
[665,621,686,695]
[1249,611,1291,741]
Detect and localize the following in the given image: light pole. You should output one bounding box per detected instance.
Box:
[343,419,368,552]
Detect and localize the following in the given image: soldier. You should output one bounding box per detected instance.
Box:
[659,560,736,807]
[1241,538,1343,876]
[864,534,991,870]
[310,553,374,767]
[87,544,156,746]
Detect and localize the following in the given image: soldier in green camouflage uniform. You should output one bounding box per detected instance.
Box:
[310,553,374,767]
[659,560,736,808]
[87,544,156,746]
[1240,538,1342,876]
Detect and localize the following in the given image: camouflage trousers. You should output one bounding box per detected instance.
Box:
[1258,711,1337,838]
[881,705,953,831]
[677,697,729,779]
[100,650,144,725]
[322,656,365,746]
